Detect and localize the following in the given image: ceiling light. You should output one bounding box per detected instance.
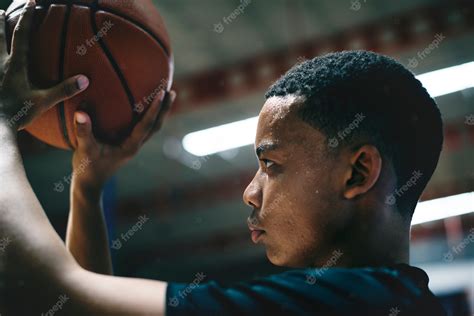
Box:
[183,62,474,157]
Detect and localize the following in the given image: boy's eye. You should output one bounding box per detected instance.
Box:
[261,159,275,169]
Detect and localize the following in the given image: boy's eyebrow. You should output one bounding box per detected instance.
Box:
[256,143,278,158]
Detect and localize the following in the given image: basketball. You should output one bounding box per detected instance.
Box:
[5,0,173,149]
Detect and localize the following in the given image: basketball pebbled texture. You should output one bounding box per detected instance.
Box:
[6,0,174,149]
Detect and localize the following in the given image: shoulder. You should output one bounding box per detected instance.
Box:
[166,265,445,316]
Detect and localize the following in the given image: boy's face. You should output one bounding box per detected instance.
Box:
[243,95,351,268]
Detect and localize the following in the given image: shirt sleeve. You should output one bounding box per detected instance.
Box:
[166,269,368,316]
[167,276,324,315]
[165,267,446,316]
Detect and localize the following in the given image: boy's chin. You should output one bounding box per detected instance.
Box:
[267,247,315,268]
[266,249,295,268]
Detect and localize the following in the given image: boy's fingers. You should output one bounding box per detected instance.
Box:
[154,90,176,130]
[10,0,36,68]
[0,10,8,58]
[74,111,97,151]
[122,90,165,154]
[144,91,176,142]
[41,75,89,110]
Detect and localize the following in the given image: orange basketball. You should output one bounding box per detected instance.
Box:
[6,0,173,149]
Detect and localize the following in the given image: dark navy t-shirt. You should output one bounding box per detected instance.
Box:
[166,264,446,316]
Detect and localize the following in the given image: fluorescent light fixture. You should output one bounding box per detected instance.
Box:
[411,192,474,225]
[183,62,474,157]
[417,61,474,98]
[182,117,259,156]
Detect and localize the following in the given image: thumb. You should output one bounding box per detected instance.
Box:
[42,75,89,109]
[74,111,96,150]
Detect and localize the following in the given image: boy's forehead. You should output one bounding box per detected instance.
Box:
[255,95,322,148]
[260,95,305,120]
[255,95,326,156]
[257,95,306,139]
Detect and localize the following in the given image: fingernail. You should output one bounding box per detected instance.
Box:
[75,112,87,124]
[170,91,177,102]
[27,0,35,7]
[76,75,89,90]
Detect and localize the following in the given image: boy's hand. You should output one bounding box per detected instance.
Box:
[72,90,176,193]
[0,1,89,130]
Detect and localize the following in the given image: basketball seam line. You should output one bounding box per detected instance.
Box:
[91,0,140,139]
[24,0,171,57]
[8,0,171,147]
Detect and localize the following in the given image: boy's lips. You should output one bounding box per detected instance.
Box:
[247,219,265,243]
[251,230,265,243]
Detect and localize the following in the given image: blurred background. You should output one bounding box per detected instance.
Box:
[1,0,473,314]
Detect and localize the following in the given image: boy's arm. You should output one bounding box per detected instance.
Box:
[0,3,175,314]
[66,179,113,275]
[0,122,169,315]
[65,90,174,275]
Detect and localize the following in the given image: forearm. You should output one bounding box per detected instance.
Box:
[0,120,80,311]
[0,120,167,315]
[66,180,113,275]
[0,4,170,309]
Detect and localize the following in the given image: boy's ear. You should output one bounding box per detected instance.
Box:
[343,145,382,199]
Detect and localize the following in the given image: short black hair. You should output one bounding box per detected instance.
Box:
[265,50,443,217]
